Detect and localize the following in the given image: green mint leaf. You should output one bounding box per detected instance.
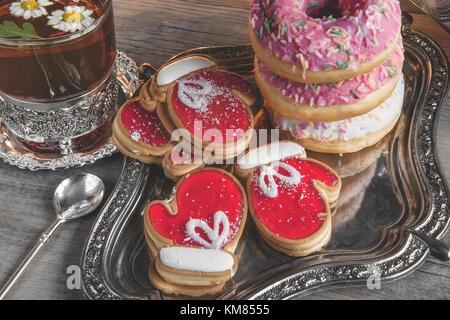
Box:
[0,21,41,40]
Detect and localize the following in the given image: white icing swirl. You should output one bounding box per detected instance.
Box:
[185,211,230,249]
[258,162,302,198]
[177,78,223,112]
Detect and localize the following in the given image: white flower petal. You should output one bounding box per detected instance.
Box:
[39,1,53,6]
[68,22,77,32]
[23,10,32,19]
[55,21,66,30]
[52,9,64,16]
[12,8,24,16]
[47,18,60,25]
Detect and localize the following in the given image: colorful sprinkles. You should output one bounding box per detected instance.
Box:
[256,39,404,107]
[250,0,402,73]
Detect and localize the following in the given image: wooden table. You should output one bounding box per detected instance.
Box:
[0,0,448,300]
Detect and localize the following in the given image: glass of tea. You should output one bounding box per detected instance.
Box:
[0,0,117,157]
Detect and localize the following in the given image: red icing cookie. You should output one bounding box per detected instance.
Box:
[121,100,170,146]
[143,168,247,295]
[169,69,255,144]
[235,141,341,256]
[250,158,338,238]
[144,168,247,254]
[113,98,173,157]
[139,55,258,160]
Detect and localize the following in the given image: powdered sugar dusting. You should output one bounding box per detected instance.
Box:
[172,70,255,143]
[177,78,224,112]
[121,99,171,146]
[130,131,141,142]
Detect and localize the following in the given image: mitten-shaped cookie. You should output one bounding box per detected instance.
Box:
[139,55,258,160]
[235,141,341,256]
[143,168,247,296]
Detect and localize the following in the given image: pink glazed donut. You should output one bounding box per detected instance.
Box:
[255,39,404,121]
[249,0,402,83]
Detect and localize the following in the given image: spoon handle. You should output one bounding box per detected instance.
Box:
[0,218,65,299]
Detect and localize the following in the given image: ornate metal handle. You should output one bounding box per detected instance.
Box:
[412,230,450,262]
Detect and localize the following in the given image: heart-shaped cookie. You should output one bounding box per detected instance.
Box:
[235,141,341,256]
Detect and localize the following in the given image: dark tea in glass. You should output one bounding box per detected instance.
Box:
[0,0,116,100]
[0,0,118,155]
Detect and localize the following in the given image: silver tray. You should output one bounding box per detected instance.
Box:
[80,26,449,300]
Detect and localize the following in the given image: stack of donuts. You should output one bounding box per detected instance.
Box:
[249,0,405,154]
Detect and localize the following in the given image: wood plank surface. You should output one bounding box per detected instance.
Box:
[0,0,448,300]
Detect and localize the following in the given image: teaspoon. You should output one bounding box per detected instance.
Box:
[0,173,105,299]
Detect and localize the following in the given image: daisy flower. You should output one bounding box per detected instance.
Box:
[9,0,53,20]
[47,5,95,33]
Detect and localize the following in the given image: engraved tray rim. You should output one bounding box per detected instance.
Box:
[80,26,450,300]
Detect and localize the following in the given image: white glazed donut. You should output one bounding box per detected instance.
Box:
[272,76,405,154]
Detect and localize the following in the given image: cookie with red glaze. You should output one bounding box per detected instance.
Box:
[112,97,173,158]
[111,134,162,165]
[113,97,205,179]
[235,140,341,256]
[139,55,258,160]
[143,168,247,295]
